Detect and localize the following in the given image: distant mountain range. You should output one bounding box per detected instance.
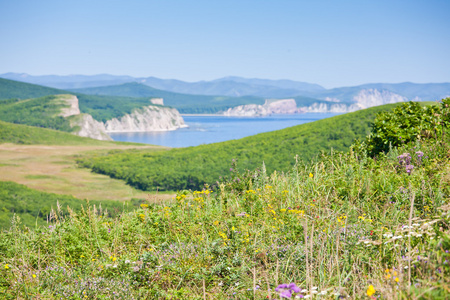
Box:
[0,73,325,98]
[1,73,450,113]
[2,72,450,102]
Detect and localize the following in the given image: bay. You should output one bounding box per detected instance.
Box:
[108,113,341,148]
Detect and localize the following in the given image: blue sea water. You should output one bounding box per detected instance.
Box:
[108,113,341,148]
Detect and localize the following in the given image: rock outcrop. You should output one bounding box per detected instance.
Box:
[57,95,186,140]
[150,98,164,105]
[68,114,113,141]
[222,99,301,116]
[104,106,187,132]
[299,89,408,113]
[299,102,361,113]
[58,95,81,117]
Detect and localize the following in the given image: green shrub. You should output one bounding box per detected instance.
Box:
[356,99,450,156]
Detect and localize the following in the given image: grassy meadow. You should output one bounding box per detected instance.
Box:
[0,120,174,228]
[0,99,449,299]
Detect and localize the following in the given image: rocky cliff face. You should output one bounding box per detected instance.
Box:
[58,95,186,140]
[104,106,187,132]
[299,89,408,113]
[222,99,300,116]
[68,114,113,141]
[58,95,81,117]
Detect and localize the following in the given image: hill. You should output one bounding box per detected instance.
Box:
[0,181,131,228]
[0,95,76,132]
[0,119,114,145]
[72,82,266,114]
[79,103,404,191]
[0,77,267,116]
[0,78,178,122]
[0,77,63,100]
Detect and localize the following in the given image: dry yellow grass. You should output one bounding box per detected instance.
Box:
[0,143,175,202]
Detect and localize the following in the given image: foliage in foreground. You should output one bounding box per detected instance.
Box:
[1,135,449,299]
[356,98,450,156]
[78,104,402,191]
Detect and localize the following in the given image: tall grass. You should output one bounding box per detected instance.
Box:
[1,136,449,299]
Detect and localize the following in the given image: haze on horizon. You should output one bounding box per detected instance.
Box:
[0,0,449,89]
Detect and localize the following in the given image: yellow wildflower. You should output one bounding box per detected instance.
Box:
[309,173,314,178]
[4,264,9,269]
[366,285,375,296]
[32,274,36,278]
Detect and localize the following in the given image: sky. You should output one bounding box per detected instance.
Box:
[0,0,449,88]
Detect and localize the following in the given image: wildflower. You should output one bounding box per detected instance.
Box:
[140,203,148,208]
[4,264,9,269]
[275,283,301,298]
[32,274,36,278]
[366,285,376,297]
[309,173,313,178]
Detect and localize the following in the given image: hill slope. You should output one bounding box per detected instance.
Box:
[0,77,63,99]
[80,103,404,191]
[0,119,115,145]
[0,95,76,132]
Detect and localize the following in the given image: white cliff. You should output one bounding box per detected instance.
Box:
[222,99,300,116]
[353,89,407,108]
[299,89,408,113]
[58,94,81,117]
[104,106,187,132]
[68,114,113,141]
[300,102,361,113]
[57,95,186,140]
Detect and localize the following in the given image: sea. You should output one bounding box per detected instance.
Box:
[108,113,341,148]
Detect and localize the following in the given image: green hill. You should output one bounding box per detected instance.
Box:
[79,103,405,191]
[0,180,134,228]
[72,82,266,114]
[0,77,63,100]
[0,119,114,145]
[0,94,76,132]
[0,78,164,122]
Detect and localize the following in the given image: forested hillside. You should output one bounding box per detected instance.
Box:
[0,95,75,132]
[79,103,404,191]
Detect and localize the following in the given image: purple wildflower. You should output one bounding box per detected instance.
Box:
[275,283,302,298]
[405,164,414,174]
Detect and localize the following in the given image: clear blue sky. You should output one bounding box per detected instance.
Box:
[0,0,449,88]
